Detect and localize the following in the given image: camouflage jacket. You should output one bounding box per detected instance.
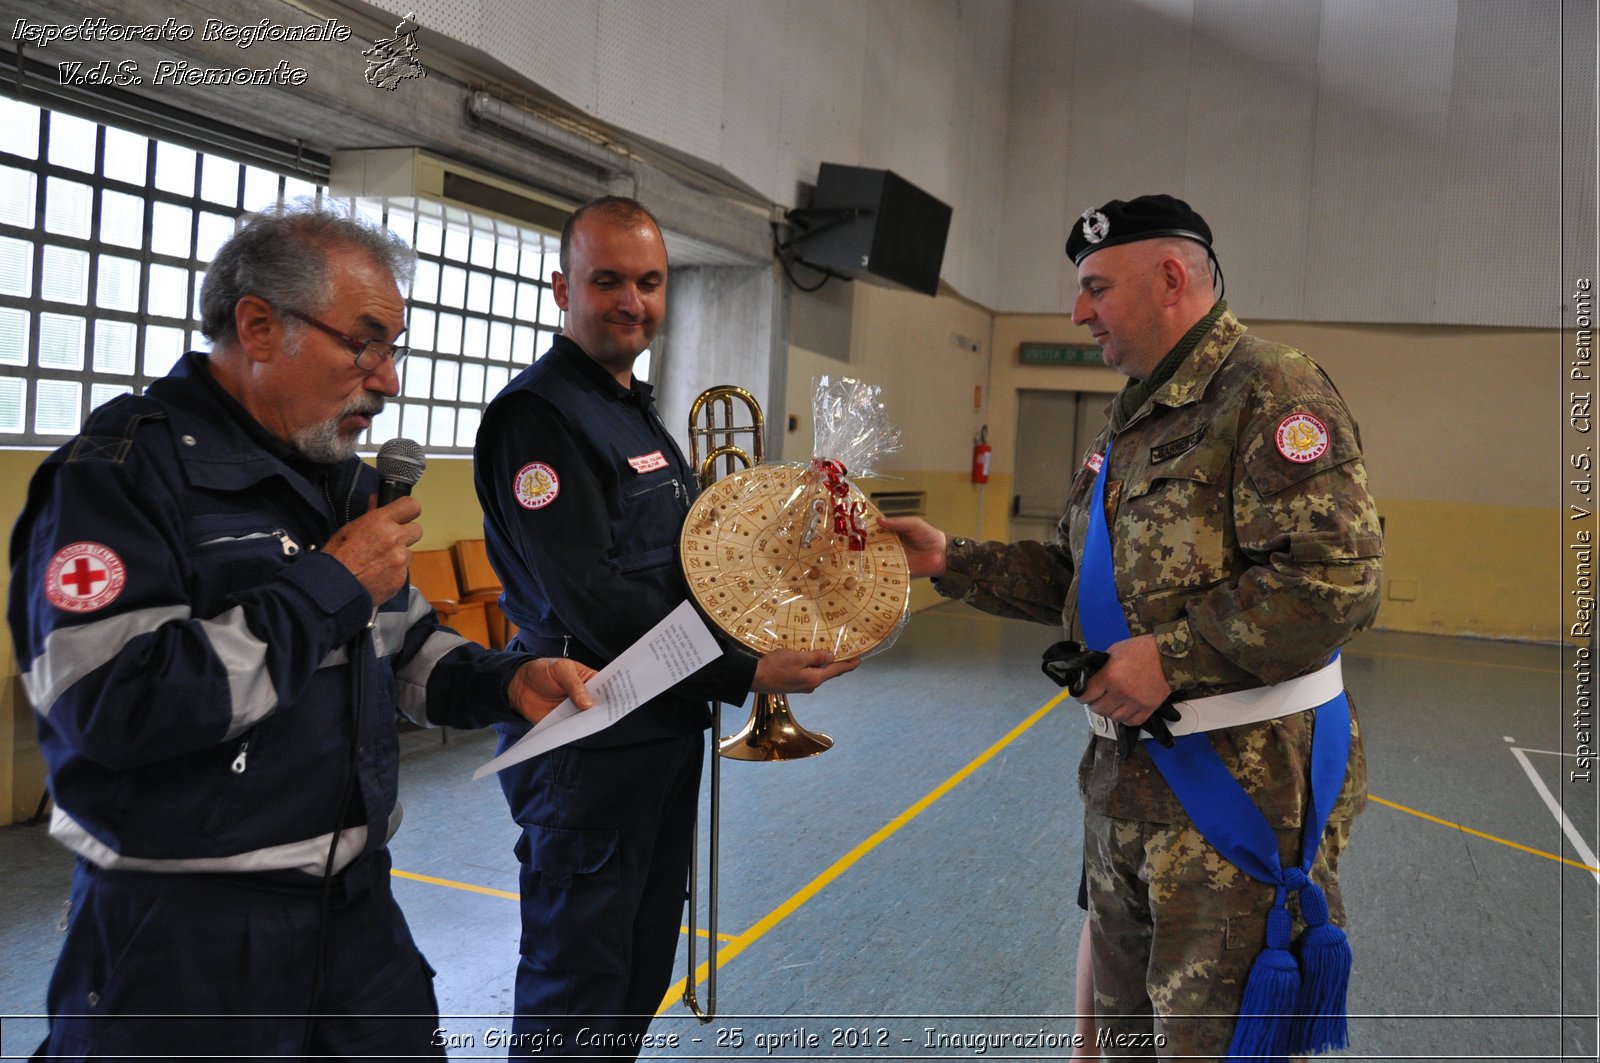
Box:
[938,310,1382,825]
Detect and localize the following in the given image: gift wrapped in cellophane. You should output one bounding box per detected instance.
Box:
[679,375,910,659]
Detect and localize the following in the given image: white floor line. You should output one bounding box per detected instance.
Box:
[1509,745,1600,883]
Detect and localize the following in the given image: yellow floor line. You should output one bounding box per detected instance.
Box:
[389,869,735,942]
[1367,794,1600,872]
[656,688,1073,1014]
[390,867,520,900]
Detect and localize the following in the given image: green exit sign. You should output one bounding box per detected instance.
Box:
[1019,342,1104,367]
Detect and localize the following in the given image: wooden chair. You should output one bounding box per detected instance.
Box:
[452,538,516,649]
[410,548,492,647]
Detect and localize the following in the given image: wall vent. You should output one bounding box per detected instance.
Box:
[330,148,574,234]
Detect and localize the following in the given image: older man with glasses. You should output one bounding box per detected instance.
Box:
[8,201,596,1060]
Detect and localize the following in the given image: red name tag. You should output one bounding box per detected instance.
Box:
[628,450,668,473]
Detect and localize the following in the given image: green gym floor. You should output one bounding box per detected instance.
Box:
[2,603,1595,1060]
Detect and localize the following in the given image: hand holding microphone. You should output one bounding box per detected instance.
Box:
[325,439,427,605]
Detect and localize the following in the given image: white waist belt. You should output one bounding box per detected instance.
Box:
[1084,657,1344,741]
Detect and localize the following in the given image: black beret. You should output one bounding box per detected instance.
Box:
[1065,194,1213,265]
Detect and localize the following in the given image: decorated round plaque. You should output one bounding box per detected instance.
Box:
[680,464,910,659]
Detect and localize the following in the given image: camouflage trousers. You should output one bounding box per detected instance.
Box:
[1082,807,1354,1061]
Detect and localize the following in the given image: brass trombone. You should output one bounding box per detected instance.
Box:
[682,385,834,1022]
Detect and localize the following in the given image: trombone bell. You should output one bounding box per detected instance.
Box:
[718,694,833,761]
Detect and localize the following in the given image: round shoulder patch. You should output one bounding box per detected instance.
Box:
[514,462,560,510]
[45,542,127,613]
[1275,412,1330,464]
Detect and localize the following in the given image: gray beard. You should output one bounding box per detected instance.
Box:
[290,395,383,464]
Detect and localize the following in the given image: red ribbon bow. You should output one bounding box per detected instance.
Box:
[811,458,867,550]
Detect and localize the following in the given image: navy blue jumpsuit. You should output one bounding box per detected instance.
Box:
[9,353,536,1061]
[474,336,758,1060]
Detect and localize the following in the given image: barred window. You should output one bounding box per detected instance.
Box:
[368,202,563,453]
[0,98,319,443]
[0,99,616,456]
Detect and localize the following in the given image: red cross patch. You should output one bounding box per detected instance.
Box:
[44,542,127,614]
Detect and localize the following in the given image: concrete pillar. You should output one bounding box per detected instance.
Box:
[657,264,790,464]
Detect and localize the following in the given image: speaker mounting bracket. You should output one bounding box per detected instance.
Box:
[777,206,874,251]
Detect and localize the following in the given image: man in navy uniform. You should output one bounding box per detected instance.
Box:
[9,203,594,1060]
[474,196,857,1059]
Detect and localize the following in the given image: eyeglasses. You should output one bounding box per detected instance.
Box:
[283,308,409,371]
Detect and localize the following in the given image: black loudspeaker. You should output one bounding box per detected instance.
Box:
[792,163,952,297]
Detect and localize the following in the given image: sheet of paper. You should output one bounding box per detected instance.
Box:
[473,600,722,780]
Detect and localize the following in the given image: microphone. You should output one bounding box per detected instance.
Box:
[376,438,426,506]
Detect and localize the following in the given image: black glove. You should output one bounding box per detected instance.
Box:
[1040,640,1181,759]
[1040,640,1108,697]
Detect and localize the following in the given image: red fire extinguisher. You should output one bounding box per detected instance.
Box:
[972,425,992,484]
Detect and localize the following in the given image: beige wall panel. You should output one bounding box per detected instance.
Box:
[1432,2,1563,325]
[412,457,492,549]
[720,2,789,196]
[783,343,847,465]
[1053,0,1192,228]
[592,0,731,166]
[996,0,1569,326]
[1,450,22,825]
[480,0,603,110]
[999,0,1076,313]
[3,452,42,825]
[846,283,993,478]
[988,313,1557,510]
[1302,0,1457,324]
[1373,497,1562,641]
[982,312,1562,640]
[1254,321,1556,509]
[1181,0,1321,323]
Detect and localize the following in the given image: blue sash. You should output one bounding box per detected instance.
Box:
[1079,440,1351,1060]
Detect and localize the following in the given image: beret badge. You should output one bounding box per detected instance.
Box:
[1080,208,1111,246]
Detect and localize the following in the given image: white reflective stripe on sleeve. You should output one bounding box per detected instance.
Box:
[196,607,278,739]
[403,585,434,625]
[316,590,460,693]
[22,605,191,716]
[49,803,403,877]
[392,629,470,726]
[318,592,427,668]
[373,589,433,659]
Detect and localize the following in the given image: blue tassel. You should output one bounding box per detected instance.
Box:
[1290,881,1352,1054]
[1226,906,1297,1063]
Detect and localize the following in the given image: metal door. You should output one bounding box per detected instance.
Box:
[1010,390,1113,543]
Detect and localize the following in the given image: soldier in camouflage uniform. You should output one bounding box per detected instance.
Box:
[883,195,1381,1060]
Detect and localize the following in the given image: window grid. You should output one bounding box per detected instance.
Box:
[371,204,562,453]
[0,101,563,455]
[0,100,319,441]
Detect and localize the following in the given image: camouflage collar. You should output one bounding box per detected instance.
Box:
[1123,308,1247,429]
